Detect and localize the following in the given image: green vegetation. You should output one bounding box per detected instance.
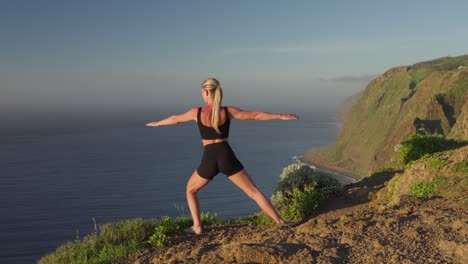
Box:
[410,176,448,198]
[40,214,219,264]
[452,160,468,174]
[148,213,218,247]
[428,157,451,170]
[383,175,400,201]
[405,152,451,170]
[409,55,468,84]
[271,164,341,220]
[395,133,446,164]
[225,212,273,226]
[39,218,155,264]
[308,55,468,177]
[41,163,344,263]
[366,166,398,178]
[282,186,321,220]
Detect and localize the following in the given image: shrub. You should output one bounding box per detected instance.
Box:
[283,186,321,220]
[410,176,448,198]
[428,158,451,170]
[147,212,219,247]
[148,216,181,247]
[395,133,446,164]
[40,214,220,263]
[383,175,400,201]
[100,218,155,245]
[452,160,468,174]
[271,163,341,220]
[406,152,452,170]
[40,218,158,264]
[226,212,273,226]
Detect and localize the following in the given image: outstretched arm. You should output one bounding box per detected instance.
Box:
[146,107,198,127]
[228,106,298,121]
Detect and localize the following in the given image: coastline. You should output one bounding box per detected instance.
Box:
[293,155,360,185]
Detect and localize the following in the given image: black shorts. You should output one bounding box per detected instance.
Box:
[197,142,244,180]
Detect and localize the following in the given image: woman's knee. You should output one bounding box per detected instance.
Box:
[186,173,209,195]
[186,184,200,195]
[186,185,194,194]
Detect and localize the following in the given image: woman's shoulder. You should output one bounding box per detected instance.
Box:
[185,107,200,118]
[225,106,240,111]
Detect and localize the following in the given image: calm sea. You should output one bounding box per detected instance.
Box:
[0,111,350,263]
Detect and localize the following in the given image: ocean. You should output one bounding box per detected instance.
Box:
[0,110,352,263]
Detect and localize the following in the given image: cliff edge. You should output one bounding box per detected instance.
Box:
[304,55,468,177]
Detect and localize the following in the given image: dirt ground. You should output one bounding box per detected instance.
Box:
[121,171,467,264]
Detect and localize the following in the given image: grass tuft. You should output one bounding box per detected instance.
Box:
[39,214,219,264]
[452,160,468,174]
[410,176,448,198]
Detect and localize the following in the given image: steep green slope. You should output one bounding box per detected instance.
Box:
[304,55,468,177]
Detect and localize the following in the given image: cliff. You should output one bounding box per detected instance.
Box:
[122,145,467,264]
[40,56,468,264]
[304,55,468,177]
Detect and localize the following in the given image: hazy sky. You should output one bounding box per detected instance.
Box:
[1,0,468,121]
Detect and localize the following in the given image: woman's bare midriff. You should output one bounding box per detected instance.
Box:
[202,138,229,146]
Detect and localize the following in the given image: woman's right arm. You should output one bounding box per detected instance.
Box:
[146,107,198,127]
[228,106,298,121]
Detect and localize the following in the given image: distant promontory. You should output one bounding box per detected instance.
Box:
[303,55,468,177]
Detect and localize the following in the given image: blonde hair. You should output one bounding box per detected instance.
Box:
[201,78,223,134]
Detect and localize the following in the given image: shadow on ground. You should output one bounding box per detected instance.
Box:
[305,169,401,221]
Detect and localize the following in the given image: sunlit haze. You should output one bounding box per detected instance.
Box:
[2,0,467,127]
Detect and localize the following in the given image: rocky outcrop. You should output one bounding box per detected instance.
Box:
[304,55,468,177]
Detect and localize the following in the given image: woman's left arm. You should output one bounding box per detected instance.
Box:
[145,107,198,127]
[228,106,299,121]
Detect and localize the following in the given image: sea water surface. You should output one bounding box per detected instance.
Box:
[0,111,352,263]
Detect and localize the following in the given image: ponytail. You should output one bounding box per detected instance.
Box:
[211,85,223,134]
[201,78,223,134]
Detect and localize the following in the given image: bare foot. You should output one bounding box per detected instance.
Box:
[184,226,202,235]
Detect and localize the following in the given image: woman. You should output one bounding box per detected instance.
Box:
[146,78,298,234]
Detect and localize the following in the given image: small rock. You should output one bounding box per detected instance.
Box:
[340,235,356,246]
[356,221,367,231]
[397,208,411,215]
[451,220,465,230]
[373,240,383,250]
[390,254,400,264]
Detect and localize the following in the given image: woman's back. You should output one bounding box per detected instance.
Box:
[197,106,230,141]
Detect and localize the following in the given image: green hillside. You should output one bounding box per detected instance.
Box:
[304,55,468,177]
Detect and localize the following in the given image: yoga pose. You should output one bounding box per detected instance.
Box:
[146,78,298,234]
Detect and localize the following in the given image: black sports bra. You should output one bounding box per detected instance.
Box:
[197,107,230,139]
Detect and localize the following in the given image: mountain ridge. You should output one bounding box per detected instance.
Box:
[304,55,468,177]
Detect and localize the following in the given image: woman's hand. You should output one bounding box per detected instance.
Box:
[145,122,159,127]
[280,114,299,120]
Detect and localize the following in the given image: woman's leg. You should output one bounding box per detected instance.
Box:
[185,170,210,234]
[228,169,286,225]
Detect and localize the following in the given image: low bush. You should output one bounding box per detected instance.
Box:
[39,218,157,264]
[395,133,446,164]
[148,213,219,247]
[282,186,321,220]
[271,163,341,220]
[452,160,468,174]
[383,175,400,201]
[40,213,219,264]
[405,152,451,170]
[226,212,273,226]
[410,176,448,198]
